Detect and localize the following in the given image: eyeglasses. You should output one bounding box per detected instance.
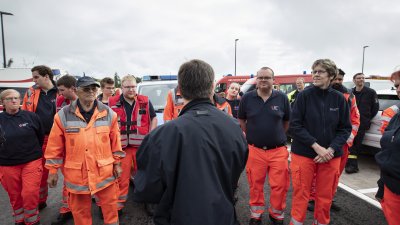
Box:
[257,76,273,80]
[311,70,327,75]
[3,97,20,101]
[123,86,137,90]
[80,86,98,92]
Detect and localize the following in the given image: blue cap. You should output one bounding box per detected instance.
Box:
[76,76,100,88]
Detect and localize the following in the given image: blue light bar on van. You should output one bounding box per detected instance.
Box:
[52,69,61,76]
[142,75,177,81]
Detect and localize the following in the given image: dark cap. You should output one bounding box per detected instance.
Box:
[76,76,100,88]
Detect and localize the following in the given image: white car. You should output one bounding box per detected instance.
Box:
[137,80,178,126]
[362,89,399,152]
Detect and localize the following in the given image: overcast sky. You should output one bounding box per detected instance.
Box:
[2,0,400,80]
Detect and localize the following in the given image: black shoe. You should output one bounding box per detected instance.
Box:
[145,203,156,216]
[15,222,25,225]
[269,214,283,225]
[307,200,315,211]
[38,202,47,210]
[51,212,73,225]
[330,200,341,212]
[249,218,261,225]
[345,165,359,174]
[118,209,124,217]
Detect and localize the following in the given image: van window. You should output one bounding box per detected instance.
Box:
[215,83,227,93]
[138,83,177,111]
[378,94,400,111]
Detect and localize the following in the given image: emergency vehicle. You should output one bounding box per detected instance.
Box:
[137,75,178,125]
[214,75,253,95]
[239,74,313,95]
[0,68,34,111]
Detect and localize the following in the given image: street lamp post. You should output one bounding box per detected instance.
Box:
[234,39,239,76]
[362,45,369,74]
[0,11,13,68]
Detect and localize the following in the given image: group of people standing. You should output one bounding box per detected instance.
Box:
[0,58,399,225]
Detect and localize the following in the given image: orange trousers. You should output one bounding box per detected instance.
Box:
[0,158,42,225]
[290,153,340,225]
[246,145,289,221]
[310,145,349,200]
[117,146,138,210]
[59,179,71,213]
[39,135,49,204]
[69,182,119,225]
[381,185,400,225]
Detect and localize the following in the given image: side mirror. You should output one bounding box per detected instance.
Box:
[239,91,244,97]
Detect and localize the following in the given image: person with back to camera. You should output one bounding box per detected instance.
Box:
[133,59,248,225]
[0,89,44,225]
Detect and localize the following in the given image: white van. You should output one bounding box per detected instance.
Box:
[0,68,34,111]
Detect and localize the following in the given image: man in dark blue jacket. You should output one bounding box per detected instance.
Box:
[133,59,248,225]
[346,72,379,173]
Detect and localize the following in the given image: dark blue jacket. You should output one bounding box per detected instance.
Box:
[0,110,44,166]
[289,85,352,158]
[133,99,248,225]
[376,112,400,197]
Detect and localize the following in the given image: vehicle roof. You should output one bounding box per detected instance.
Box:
[376,89,397,95]
[138,80,178,86]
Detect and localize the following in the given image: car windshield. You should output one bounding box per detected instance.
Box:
[378,94,400,111]
[343,81,393,92]
[138,83,177,111]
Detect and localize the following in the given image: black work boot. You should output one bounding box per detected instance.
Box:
[345,158,359,174]
[249,218,261,225]
[330,199,341,211]
[269,214,284,225]
[38,202,47,210]
[51,211,73,225]
[307,200,315,211]
[15,222,25,225]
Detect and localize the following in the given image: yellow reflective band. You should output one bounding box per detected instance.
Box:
[348,155,358,159]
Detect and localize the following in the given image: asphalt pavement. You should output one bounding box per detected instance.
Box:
[0,169,388,225]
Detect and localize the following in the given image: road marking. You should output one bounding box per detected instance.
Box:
[338,182,381,209]
[358,187,379,194]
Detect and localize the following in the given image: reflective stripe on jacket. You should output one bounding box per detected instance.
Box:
[163,88,184,122]
[344,92,360,147]
[109,94,151,148]
[44,100,124,194]
[380,103,400,134]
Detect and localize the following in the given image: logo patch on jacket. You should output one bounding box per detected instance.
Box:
[19,123,29,127]
[66,128,80,133]
[271,105,279,111]
[330,108,339,111]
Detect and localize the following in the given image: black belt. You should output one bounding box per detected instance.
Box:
[249,143,285,150]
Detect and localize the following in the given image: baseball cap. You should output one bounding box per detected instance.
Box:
[76,76,100,88]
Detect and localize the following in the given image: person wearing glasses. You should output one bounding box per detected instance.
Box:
[22,65,58,210]
[45,76,125,225]
[345,72,379,174]
[0,89,44,225]
[109,75,157,214]
[289,59,351,225]
[238,67,290,225]
[97,77,115,105]
[375,69,400,225]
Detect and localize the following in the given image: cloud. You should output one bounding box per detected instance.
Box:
[2,0,400,80]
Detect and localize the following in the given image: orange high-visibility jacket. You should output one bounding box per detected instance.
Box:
[163,88,184,122]
[380,103,400,134]
[21,86,41,112]
[344,92,360,147]
[214,94,232,116]
[44,100,125,195]
[109,94,151,149]
[22,85,59,112]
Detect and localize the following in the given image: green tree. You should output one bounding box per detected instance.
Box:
[114,72,121,88]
